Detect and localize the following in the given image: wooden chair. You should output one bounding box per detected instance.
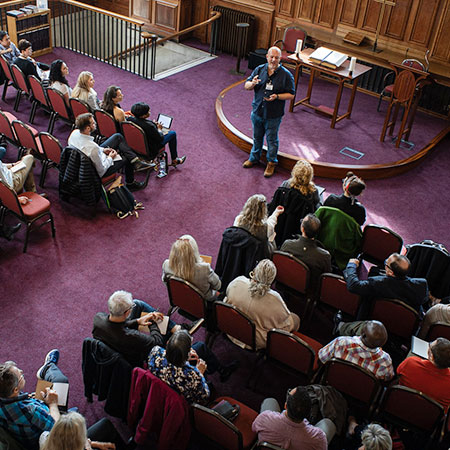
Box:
[10,64,30,111]
[46,87,74,133]
[28,75,51,124]
[273,25,307,76]
[361,224,403,267]
[37,132,63,187]
[0,181,55,253]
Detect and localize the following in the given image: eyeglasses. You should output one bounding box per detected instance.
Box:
[384,259,393,271]
[124,304,136,314]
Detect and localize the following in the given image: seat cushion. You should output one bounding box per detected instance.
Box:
[20,192,51,219]
[294,332,323,371]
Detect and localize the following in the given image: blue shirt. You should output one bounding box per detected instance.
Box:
[0,393,55,450]
[247,63,295,119]
[0,42,20,64]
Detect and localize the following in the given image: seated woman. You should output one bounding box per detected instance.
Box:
[49,59,72,105]
[225,259,300,349]
[101,85,128,122]
[71,71,100,111]
[268,159,321,247]
[40,411,126,449]
[324,171,366,226]
[148,330,238,404]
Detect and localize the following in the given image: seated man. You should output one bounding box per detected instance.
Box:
[0,350,66,449]
[0,31,19,64]
[318,320,394,381]
[344,253,429,317]
[92,290,178,367]
[417,302,450,339]
[252,386,335,449]
[12,40,47,89]
[397,337,450,411]
[128,102,186,170]
[68,113,151,191]
[280,213,331,292]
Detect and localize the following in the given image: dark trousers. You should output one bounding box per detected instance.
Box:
[101,133,136,183]
[87,418,126,450]
[161,130,178,161]
[192,341,221,374]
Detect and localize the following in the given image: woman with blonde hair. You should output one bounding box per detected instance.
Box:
[71,71,100,111]
[268,159,321,247]
[162,234,221,301]
[225,259,300,349]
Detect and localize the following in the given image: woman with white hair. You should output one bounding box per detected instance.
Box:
[224,259,300,349]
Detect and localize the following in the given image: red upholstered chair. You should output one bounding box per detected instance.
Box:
[12,120,45,162]
[0,55,18,102]
[377,59,426,112]
[10,64,30,111]
[37,132,63,187]
[319,358,382,416]
[70,97,92,119]
[425,322,450,342]
[28,75,51,124]
[370,298,420,348]
[361,224,403,267]
[46,87,74,133]
[94,109,119,140]
[192,396,258,450]
[264,329,322,383]
[376,385,445,447]
[0,181,55,253]
[0,109,19,147]
[273,26,307,75]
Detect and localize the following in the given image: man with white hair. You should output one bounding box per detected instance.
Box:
[360,423,392,450]
[93,290,178,367]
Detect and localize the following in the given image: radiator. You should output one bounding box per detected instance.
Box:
[212,5,255,57]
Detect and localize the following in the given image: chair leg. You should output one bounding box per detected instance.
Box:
[49,213,56,237]
[39,160,48,188]
[2,81,8,101]
[23,223,31,253]
[377,93,384,112]
[14,90,22,112]
[17,146,25,160]
[48,113,56,134]
[29,100,38,123]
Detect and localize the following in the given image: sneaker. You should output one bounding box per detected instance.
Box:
[264,162,276,178]
[242,159,255,168]
[171,155,186,167]
[36,349,59,379]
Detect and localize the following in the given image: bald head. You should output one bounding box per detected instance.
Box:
[266,47,282,71]
[385,253,410,278]
[361,320,388,349]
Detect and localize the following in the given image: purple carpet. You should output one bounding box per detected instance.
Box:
[0,44,449,446]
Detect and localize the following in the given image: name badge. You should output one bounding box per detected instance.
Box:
[265,81,273,91]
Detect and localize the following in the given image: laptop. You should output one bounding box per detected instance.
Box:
[157,113,173,135]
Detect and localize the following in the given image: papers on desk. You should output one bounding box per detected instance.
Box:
[309,47,348,69]
[411,336,429,359]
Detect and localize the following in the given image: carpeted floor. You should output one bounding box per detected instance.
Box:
[0,43,449,448]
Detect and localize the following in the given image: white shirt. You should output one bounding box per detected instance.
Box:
[0,160,13,189]
[68,129,113,177]
[51,81,72,96]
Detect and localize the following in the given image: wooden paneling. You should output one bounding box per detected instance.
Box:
[406,0,439,46]
[339,0,361,26]
[277,0,295,16]
[297,0,316,21]
[131,0,150,20]
[154,0,177,28]
[315,0,337,27]
[431,0,450,61]
[361,0,381,32]
[383,0,410,39]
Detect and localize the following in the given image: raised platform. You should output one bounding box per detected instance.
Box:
[216,75,450,179]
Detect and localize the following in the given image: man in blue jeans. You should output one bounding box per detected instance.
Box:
[243,46,295,178]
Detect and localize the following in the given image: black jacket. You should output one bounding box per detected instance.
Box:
[128,116,163,159]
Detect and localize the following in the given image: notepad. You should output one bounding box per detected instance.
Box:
[10,161,26,173]
[35,380,69,407]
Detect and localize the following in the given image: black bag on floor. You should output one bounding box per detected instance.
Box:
[102,179,144,219]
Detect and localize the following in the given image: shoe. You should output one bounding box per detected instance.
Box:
[2,223,21,241]
[39,193,48,198]
[243,159,256,168]
[36,349,59,379]
[171,155,186,167]
[264,162,276,178]
[332,310,343,336]
[178,318,204,335]
[156,170,167,179]
[126,180,146,191]
[133,160,153,172]
[219,360,240,382]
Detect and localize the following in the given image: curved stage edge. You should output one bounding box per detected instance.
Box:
[216,79,450,180]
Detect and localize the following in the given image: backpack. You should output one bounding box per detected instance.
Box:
[102,177,144,219]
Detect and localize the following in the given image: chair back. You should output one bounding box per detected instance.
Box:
[12,120,42,156]
[283,27,307,52]
[121,121,148,158]
[371,298,420,342]
[318,273,361,317]
[70,97,91,119]
[94,109,118,138]
[215,301,256,351]
[0,55,15,83]
[38,132,62,164]
[11,64,29,93]
[402,58,426,71]
[272,250,310,295]
[192,403,243,450]
[361,224,403,266]
[266,329,316,378]
[47,87,72,120]
[426,322,450,342]
[320,358,382,409]
[0,110,17,142]
[166,276,206,320]
[378,385,444,434]
[0,180,24,218]
[29,75,48,106]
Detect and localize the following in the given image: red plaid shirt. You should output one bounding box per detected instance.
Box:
[318,336,394,380]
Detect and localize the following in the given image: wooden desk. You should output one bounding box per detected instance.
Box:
[288,48,372,128]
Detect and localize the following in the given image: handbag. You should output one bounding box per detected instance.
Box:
[102,177,144,219]
[212,400,240,422]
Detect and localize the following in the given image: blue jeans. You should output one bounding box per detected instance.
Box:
[130,299,176,334]
[249,112,282,164]
[42,363,68,383]
[0,146,6,160]
[161,131,178,161]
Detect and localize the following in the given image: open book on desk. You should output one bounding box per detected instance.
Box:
[309,47,348,69]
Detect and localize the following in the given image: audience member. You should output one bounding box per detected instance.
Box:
[101,85,128,122]
[12,40,44,88]
[49,59,72,105]
[0,31,19,64]
[280,213,331,292]
[68,113,151,191]
[92,290,180,367]
[148,330,238,404]
[0,350,67,449]
[162,234,221,301]
[129,102,186,167]
[71,71,100,111]
[318,320,394,380]
[397,337,450,410]
[417,302,450,339]
[344,253,429,317]
[225,259,300,349]
[40,411,125,450]
[0,154,40,195]
[346,422,393,450]
[324,171,366,226]
[252,386,335,449]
